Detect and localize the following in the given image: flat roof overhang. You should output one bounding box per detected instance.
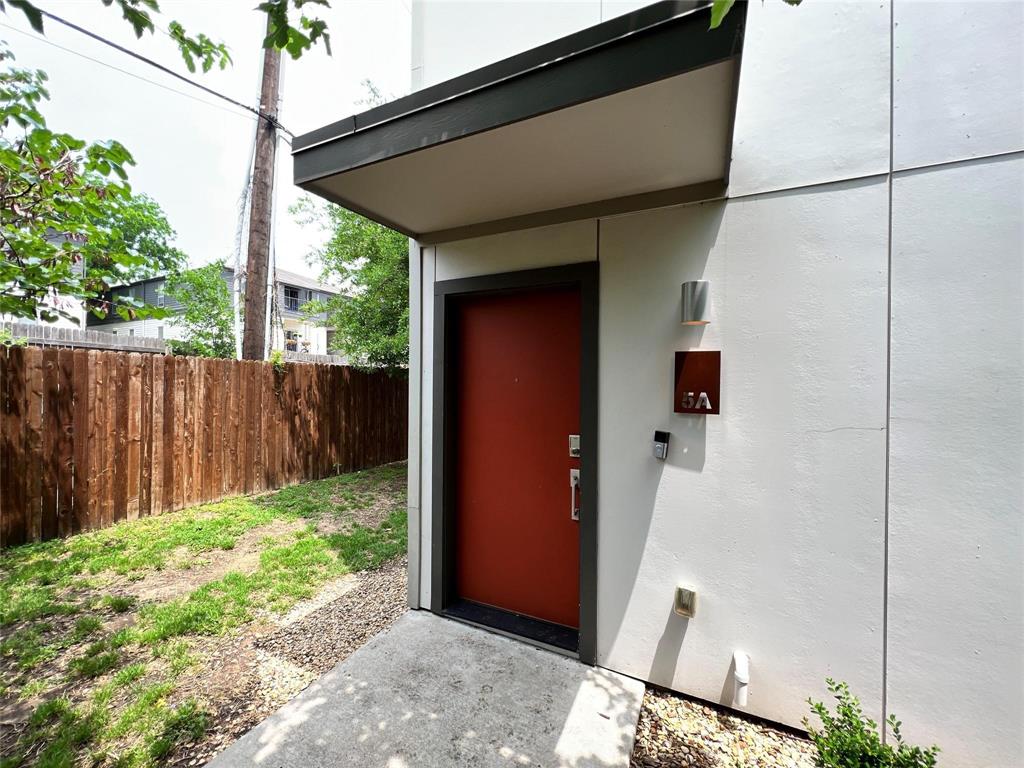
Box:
[293,1,746,244]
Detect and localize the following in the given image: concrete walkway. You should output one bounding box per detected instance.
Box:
[209,611,645,768]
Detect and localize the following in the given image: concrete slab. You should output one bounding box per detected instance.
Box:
[209,611,644,768]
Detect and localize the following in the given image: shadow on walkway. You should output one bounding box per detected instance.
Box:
[208,611,646,768]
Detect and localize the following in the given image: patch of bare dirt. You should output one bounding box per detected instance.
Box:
[1,518,305,733]
[1,556,407,767]
[0,606,145,727]
[166,557,408,767]
[316,471,405,536]
[116,518,305,603]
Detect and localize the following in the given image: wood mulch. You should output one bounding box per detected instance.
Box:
[631,687,817,768]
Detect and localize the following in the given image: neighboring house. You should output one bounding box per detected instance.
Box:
[293,3,1023,768]
[86,267,341,355]
[1,229,88,329]
[270,268,339,355]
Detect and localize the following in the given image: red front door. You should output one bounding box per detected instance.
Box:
[453,285,581,628]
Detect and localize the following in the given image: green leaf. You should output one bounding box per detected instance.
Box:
[7,0,45,33]
[709,0,735,30]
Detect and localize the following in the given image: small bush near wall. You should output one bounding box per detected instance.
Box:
[806,679,939,768]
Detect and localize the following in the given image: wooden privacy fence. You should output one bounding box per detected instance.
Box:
[0,346,408,548]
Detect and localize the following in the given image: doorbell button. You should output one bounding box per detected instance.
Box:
[653,430,670,460]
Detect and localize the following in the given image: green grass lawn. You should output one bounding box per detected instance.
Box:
[0,462,407,768]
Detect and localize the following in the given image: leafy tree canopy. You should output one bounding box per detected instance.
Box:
[291,195,408,374]
[1,0,331,322]
[92,192,186,281]
[164,260,235,358]
[0,47,162,323]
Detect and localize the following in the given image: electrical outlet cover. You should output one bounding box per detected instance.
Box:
[674,586,698,618]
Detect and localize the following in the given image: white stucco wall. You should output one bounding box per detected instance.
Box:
[728,0,890,197]
[406,2,1024,765]
[597,181,889,727]
[887,155,1023,767]
[892,1,1024,171]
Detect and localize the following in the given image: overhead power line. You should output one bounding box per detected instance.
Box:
[1,23,257,122]
[36,8,295,137]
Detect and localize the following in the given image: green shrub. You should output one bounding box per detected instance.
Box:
[806,679,939,768]
[269,348,286,375]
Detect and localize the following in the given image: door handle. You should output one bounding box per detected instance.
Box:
[570,468,580,521]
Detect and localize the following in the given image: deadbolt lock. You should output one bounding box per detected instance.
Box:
[569,434,580,458]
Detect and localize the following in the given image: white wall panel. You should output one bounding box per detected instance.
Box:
[596,178,889,728]
[893,2,1024,171]
[433,220,597,281]
[729,0,890,197]
[887,155,1023,768]
[411,1,600,89]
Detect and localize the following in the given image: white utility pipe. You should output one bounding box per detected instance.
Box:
[733,651,750,707]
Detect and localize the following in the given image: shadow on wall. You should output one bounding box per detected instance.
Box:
[672,413,707,473]
[596,200,724,682]
[208,612,646,768]
[650,604,690,683]
[718,652,739,708]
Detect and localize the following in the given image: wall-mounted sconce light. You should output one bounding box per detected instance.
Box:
[681,280,711,325]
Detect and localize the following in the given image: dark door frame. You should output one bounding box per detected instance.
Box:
[431,261,598,664]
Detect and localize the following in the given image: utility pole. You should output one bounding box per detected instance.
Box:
[241,27,281,360]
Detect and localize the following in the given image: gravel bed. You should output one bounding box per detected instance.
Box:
[256,556,408,675]
[631,687,817,768]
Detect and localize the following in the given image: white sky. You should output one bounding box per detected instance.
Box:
[1,0,412,278]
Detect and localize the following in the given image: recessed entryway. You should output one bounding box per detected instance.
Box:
[431,263,598,661]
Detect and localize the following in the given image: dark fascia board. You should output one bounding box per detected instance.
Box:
[293,1,746,188]
[417,180,726,245]
[294,1,706,152]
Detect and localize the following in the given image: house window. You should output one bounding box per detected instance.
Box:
[285,330,300,351]
[284,286,300,312]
